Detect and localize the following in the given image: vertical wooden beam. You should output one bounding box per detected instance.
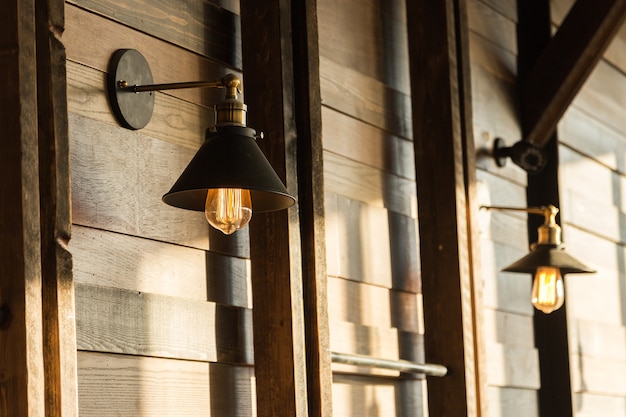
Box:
[405,0,486,415]
[291,1,333,416]
[240,1,311,416]
[0,0,46,415]
[35,0,79,416]
[518,2,574,417]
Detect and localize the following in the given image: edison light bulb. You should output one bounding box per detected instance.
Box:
[531,266,564,313]
[205,188,252,235]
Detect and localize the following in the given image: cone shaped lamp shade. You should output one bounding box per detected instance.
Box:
[502,244,595,275]
[163,125,295,212]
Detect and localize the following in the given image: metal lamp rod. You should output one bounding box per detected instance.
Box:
[330,351,448,377]
[118,79,224,93]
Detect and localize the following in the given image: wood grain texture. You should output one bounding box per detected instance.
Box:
[68,111,250,257]
[67,60,210,151]
[64,4,238,109]
[406,0,486,415]
[75,283,254,364]
[292,1,334,415]
[330,321,424,377]
[332,374,426,417]
[36,0,79,414]
[0,0,45,415]
[71,226,252,307]
[321,107,415,180]
[320,56,412,139]
[324,151,417,218]
[67,0,242,69]
[317,0,410,93]
[559,106,626,174]
[468,0,517,54]
[240,1,308,415]
[77,352,255,416]
[487,387,538,417]
[485,342,540,389]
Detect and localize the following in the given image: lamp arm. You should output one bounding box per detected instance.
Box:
[480,205,558,226]
[118,73,242,98]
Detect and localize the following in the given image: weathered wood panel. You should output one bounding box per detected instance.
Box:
[0,0,45,415]
[573,392,626,416]
[569,319,626,362]
[468,0,517,54]
[320,56,412,139]
[324,151,417,218]
[327,277,420,333]
[321,107,415,180]
[77,352,255,417]
[68,111,250,256]
[67,0,242,69]
[67,61,209,150]
[64,4,237,109]
[570,354,626,395]
[75,283,254,364]
[71,226,251,307]
[559,106,626,174]
[317,0,410,93]
[485,342,540,389]
[332,374,426,417]
[469,31,516,83]
[487,387,538,417]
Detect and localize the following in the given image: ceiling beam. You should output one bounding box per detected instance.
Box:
[522,0,626,147]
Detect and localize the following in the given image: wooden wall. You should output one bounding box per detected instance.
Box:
[470,0,542,416]
[64,1,256,415]
[317,0,427,415]
[553,0,626,415]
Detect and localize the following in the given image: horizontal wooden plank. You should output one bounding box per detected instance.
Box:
[64,3,237,109]
[571,60,626,138]
[570,354,626,395]
[324,151,417,218]
[75,283,253,364]
[71,226,251,307]
[477,0,517,22]
[69,111,250,256]
[482,308,535,348]
[77,352,254,416]
[327,277,421,332]
[485,342,540,389]
[68,0,242,69]
[317,0,410,93]
[332,374,426,416]
[487,386,538,417]
[67,60,210,150]
[469,30,516,83]
[468,0,517,54]
[321,106,415,180]
[569,319,626,361]
[559,106,626,174]
[573,392,626,416]
[320,56,412,138]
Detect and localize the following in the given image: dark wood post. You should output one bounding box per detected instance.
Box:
[405,0,487,415]
[240,0,332,416]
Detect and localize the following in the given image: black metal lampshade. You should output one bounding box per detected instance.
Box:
[162,125,296,212]
[502,244,595,275]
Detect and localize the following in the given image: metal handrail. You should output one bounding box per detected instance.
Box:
[331,352,448,377]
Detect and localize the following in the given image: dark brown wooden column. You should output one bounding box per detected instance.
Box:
[240,1,332,416]
[0,0,46,415]
[405,0,487,415]
[518,2,573,416]
[35,0,79,416]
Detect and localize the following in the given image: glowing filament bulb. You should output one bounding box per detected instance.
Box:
[205,188,252,235]
[531,266,564,314]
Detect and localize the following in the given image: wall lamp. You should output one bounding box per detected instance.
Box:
[106,49,296,235]
[481,205,594,313]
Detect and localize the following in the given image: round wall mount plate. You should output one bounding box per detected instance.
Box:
[107,49,155,130]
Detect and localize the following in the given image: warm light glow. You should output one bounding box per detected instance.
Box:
[205,188,252,235]
[531,266,564,314]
